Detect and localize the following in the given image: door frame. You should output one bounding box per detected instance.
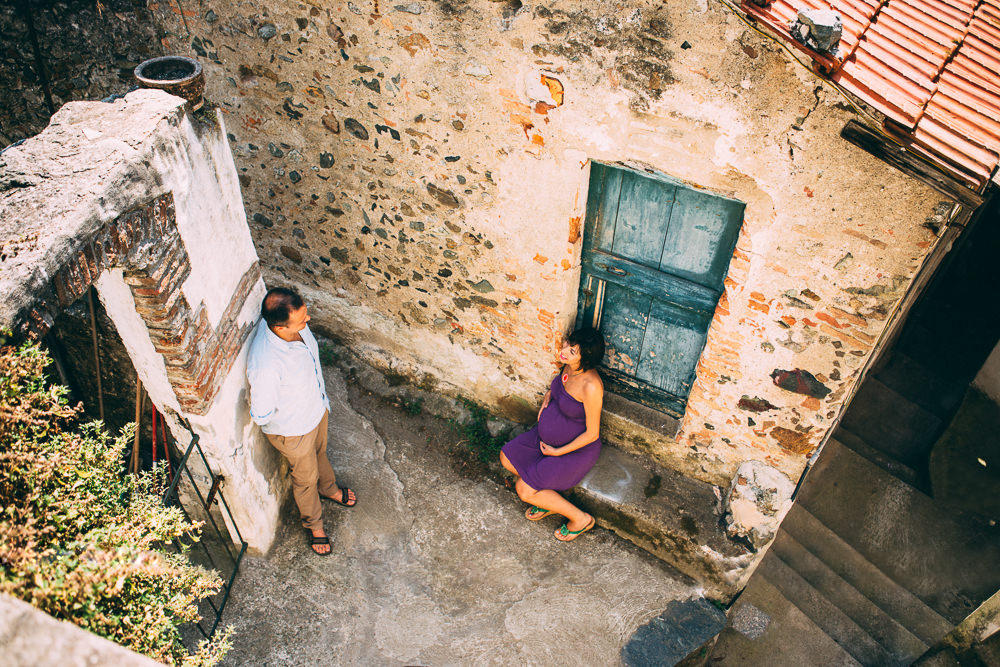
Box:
[576,159,746,417]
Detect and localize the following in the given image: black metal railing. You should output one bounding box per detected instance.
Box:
[161,423,247,641]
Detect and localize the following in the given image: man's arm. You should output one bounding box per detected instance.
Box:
[247,363,280,427]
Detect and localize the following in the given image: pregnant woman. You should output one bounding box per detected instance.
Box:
[500,328,605,542]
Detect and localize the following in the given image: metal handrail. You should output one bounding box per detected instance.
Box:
[161,421,247,640]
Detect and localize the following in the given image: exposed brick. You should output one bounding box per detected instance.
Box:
[81,244,99,279]
[25,192,261,417]
[815,312,843,328]
[830,306,867,327]
[850,328,876,344]
[819,322,871,350]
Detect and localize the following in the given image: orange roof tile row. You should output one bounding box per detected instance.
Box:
[742,0,1000,191]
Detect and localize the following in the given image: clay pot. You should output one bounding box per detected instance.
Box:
[134,56,205,111]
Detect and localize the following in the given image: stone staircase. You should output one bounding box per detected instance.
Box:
[711,434,1000,666]
[756,500,951,665]
[712,440,957,666]
[836,348,968,492]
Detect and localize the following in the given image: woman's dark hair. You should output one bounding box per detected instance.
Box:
[566,327,605,372]
[262,286,304,327]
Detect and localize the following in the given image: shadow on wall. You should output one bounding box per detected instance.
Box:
[0,0,162,145]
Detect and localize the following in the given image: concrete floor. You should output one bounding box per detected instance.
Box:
[215,362,699,666]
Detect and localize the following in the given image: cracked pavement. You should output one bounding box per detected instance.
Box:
[216,362,699,666]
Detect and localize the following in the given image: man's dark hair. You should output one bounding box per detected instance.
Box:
[567,327,605,372]
[261,287,304,327]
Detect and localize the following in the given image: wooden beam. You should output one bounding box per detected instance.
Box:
[841,120,984,209]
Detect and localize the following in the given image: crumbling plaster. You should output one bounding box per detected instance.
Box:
[0,90,285,552]
[147,0,948,490]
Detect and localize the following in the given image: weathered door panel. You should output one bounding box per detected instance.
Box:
[612,171,677,268]
[635,300,713,397]
[585,162,624,253]
[582,250,719,312]
[658,187,744,290]
[599,282,651,377]
[577,161,744,415]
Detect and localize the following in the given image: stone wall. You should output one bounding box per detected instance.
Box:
[0,0,161,145]
[0,594,159,667]
[144,0,952,491]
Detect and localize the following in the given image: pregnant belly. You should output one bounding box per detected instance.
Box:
[537,408,585,447]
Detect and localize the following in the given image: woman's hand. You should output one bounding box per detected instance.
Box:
[539,441,562,456]
[537,393,551,421]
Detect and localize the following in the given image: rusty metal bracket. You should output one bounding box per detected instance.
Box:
[205,474,224,507]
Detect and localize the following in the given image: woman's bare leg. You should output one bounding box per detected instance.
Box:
[499,451,519,477]
[515,479,590,530]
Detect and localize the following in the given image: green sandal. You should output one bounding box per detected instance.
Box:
[555,515,595,542]
[525,506,555,521]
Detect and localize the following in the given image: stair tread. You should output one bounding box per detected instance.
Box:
[835,427,923,490]
[758,552,898,666]
[713,575,862,666]
[839,377,943,468]
[781,502,953,645]
[773,526,934,660]
[873,350,967,419]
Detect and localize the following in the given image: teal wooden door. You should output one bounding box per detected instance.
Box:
[577,162,745,415]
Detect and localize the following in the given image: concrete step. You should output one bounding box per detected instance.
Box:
[711,574,861,666]
[797,438,1000,624]
[834,427,922,490]
[772,528,931,663]
[771,530,928,663]
[758,550,894,665]
[873,351,967,420]
[782,502,952,647]
[840,377,943,471]
[572,445,751,600]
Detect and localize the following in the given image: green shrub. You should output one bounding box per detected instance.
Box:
[450,398,506,463]
[0,336,230,665]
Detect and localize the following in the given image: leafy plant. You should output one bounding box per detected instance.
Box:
[449,397,506,463]
[0,334,230,665]
[402,396,424,415]
[318,341,339,366]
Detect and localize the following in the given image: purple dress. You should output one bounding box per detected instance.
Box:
[501,374,602,491]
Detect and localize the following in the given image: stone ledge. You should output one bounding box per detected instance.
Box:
[622,597,728,667]
[0,594,159,667]
[570,444,754,601]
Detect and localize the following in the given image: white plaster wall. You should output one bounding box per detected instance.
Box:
[151,114,260,328]
[93,97,282,552]
[974,341,1000,405]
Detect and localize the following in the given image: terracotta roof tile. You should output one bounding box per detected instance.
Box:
[743,0,1000,191]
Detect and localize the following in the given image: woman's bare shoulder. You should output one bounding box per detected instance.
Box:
[583,370,604,394]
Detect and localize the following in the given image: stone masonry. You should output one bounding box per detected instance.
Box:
[1,0,968,579]
[145,0,953,495]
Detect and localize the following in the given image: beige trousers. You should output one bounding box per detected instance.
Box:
[266,411,338,532]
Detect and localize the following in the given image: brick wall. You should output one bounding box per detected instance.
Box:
[27,193,259,415]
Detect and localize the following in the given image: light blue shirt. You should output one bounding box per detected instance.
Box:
[246,320,329,436]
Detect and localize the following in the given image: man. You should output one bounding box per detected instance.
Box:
[247,286,356,556]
